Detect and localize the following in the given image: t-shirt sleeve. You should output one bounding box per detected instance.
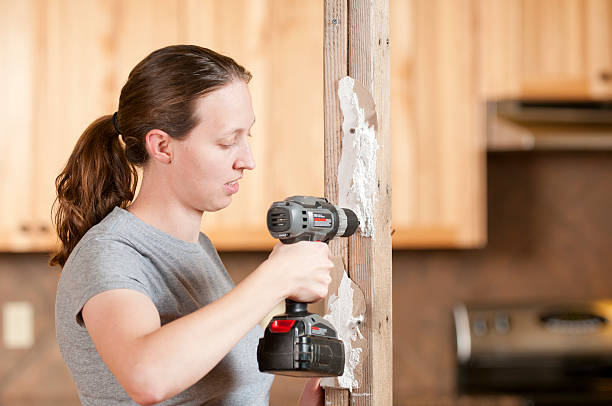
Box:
[66,237,154,327]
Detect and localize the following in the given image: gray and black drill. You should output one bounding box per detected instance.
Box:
[257,196,360,377]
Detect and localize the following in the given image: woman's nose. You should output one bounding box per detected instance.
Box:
[234,140,255,170]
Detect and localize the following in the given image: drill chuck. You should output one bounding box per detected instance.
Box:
[336,206,360,238]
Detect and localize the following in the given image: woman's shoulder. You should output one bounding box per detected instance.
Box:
[56,209,155,330]
[64,207,146,268]
[59,211,154,301]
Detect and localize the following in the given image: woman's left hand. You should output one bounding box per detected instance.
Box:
[298,377,324,406]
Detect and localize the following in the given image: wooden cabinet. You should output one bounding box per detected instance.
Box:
[0,0,323,251]
[0,0,488,251]
[0,1,40,250]
[0,1,188,251]
[390,0,487,248]
[14,0,610,251]
[480,0,612,100]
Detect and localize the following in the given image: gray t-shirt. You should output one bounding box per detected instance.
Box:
[55,207,274,405]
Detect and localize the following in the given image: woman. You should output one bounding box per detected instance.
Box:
[52,45,332,405]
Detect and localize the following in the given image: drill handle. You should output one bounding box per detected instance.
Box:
[285,299,310,315]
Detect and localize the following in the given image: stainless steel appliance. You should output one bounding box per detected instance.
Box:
[454,300,612,405]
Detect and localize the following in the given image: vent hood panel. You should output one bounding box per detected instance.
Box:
[487,100,612,150]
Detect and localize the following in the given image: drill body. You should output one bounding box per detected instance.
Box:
[266,195,359,244]
[257,196,359,377]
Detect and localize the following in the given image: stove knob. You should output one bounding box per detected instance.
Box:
[472,318,488,336]
[494,313,511,334]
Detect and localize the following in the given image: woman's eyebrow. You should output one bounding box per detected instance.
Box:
[217,132,238,140]
[220,119,256,137]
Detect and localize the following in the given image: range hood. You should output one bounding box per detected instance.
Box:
[486,100,612,151]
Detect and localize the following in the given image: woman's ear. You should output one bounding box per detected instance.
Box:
[144,129,173,164]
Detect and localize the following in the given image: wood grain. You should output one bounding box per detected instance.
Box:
[323,1,350,403]
[323,0,392,404]
[346,0,393,393]
[586,0,612,98]
[324,0,349,261]
[392,0,486,248]
[0,0,36,251]
[479,0,612,100]
[478,0,522,99]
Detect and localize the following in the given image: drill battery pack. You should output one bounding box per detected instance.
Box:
[257,312,345,377]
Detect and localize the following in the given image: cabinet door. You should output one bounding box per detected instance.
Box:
[5,0,184,251]
[0,1,36,250]
[390,0,486,248]
[521,0,591,98]
[480,0,612,99]
[479,0,522,99]
[586,0,612,97]
[32,0,116,251]
[0,0,323,251]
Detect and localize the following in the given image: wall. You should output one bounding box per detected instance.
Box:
[0,151,610,405]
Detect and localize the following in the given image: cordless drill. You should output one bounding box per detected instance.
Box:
[257,196,360,377]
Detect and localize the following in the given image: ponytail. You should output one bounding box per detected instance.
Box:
[50,115,138,267]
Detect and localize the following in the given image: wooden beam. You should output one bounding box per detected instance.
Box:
[323,0,392,405]
[323,2,350,404]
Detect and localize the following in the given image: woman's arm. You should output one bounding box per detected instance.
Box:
[82,241,333,405]
[299,378,324,406]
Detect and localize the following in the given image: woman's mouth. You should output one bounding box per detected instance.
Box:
[224,179,240,194]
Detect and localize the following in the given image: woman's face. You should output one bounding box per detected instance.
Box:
[170,79,256,213]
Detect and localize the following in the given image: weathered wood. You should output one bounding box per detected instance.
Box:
[323,1,349,404]
[325,388,350,406]
[323,0,392,405]
[324,0,348,261]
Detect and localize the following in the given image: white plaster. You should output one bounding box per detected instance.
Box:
[337,76,379,238]
[322,270,364,391]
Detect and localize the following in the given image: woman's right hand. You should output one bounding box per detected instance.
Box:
[260,241,334,303]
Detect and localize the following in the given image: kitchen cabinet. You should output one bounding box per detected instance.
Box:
[0,0,187,251]
[0,0,323,252]
[0,1,39,251]
[390,0,487,248]
[0,0,488,251]
[480,0,612,100]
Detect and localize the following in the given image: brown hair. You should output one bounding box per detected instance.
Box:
[50,45,251,267]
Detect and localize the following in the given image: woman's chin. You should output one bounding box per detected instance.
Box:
[204,197,233,213]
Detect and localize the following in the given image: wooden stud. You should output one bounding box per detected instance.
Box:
[323,2,348,403]
[323,0,392,405]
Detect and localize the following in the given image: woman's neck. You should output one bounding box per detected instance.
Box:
[127,172,203,243]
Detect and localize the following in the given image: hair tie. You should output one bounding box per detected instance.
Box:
[112,112,121,135]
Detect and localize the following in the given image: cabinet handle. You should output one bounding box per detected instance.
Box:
[599,71,612,82]
[19,224,51,233]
